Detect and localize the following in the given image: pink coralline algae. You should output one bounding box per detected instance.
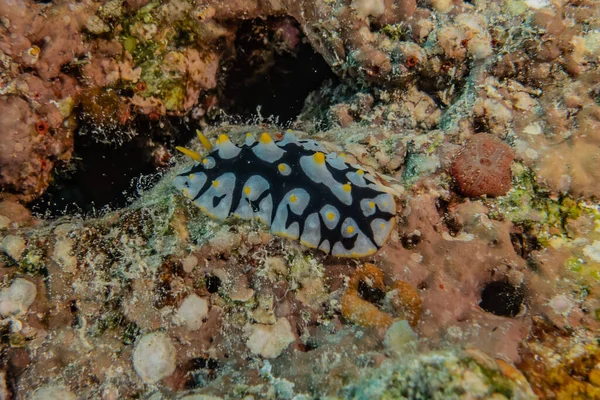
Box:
[451,134,515,198]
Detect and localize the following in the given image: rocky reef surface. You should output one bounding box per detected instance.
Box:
[1,0,600,398]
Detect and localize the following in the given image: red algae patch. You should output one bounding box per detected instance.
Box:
[451,134,515,197]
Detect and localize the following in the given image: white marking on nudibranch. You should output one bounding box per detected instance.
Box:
[253,133,286,163]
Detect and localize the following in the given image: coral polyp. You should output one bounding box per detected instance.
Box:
[34,120,49,136]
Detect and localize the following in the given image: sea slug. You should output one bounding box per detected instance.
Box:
[175,131,396,257]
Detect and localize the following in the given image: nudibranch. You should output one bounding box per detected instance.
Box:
[174,131,396,257]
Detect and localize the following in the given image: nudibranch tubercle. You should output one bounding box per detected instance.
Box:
[174,131,396,257]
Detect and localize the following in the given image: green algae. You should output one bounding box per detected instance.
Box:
[117,0,210,112]
[18,246,46,275]
[341,351,536,400]
[492,163,585,240]
[567,256,600,283]
[380,24,411,42]
[402,153,439,186]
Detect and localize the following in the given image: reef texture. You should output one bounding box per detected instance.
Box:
[0,0,600,398]
[0,0,599,201]
[0,121,597,398]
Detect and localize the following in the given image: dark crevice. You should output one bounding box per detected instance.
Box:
[216,17,338,126]
[400,232,422,250]
[205,274,222,294]
[30,115,195,217]
[29,17,336,217]
[479,280,525,318]
[358,279,386,308]
[510,230,542,260]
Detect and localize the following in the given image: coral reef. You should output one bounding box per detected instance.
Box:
[344,348,536,399]
[1,0,600,202]
[0,121,595,397]
[0,0,226,201]
[519,320,600,399]
[0,0,599,397]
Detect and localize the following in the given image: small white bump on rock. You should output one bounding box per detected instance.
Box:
[31,385,77,400]
[0,278,37,316]
[52,238,78,273]
[549,294,574,316]
[133,332,176,384]
[384,320,417,354]
[175,294,209,331]
[0,235,26,261]
[208,229,241,253]
[182,255,198,273]
[179,395,224,400]
[583,240,600,262]
[246,318,295,358]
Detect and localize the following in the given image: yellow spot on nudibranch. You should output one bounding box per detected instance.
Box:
[327,212,335,220]
[340,153,346,158]
[216,134,230,144]
[347,226,355,234]
[244,186,251,195]
[260,132,273,144]
[313,152,325,165]
[202,158,209,164]
[369,201,375,208]
[357,169,364,176]
[343,183,352,192]
[189,174,195,179]
[212,180,219,188]
[176,146,202,162]
[196,130,213,152]
[290,194,298,203]
[380,223,386,229]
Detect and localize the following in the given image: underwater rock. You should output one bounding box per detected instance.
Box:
[343,349,537,399]
[133,331,177,384]
[31,385,77,400]
[175,293,209,331]
[246,317,296,359]
[0,96,74,202]
[0,277,37,316]
[0,235,27,262]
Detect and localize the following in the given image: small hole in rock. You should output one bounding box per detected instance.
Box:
[479,280,524,318]
[401,232,421,249]
[357,279,386,307]
[206,275,222,293]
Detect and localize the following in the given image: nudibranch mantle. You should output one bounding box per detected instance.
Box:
[174,131,396,257]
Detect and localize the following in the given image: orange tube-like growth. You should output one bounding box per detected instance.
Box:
[341,263,393,329]
[341,263,422,330]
